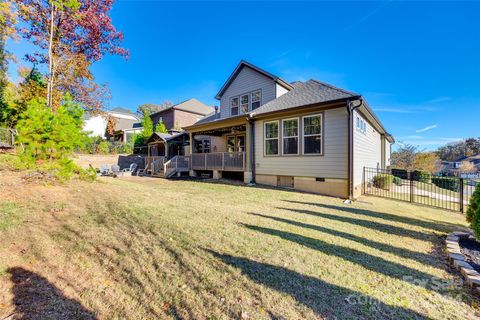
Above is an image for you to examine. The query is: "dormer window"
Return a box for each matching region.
[230,97,239,116]
[240,94,249,114]
[251,90,261,110]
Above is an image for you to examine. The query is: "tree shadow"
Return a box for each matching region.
[283,200,467,233]
[276,206,431,241]
[206,249,427,319]
[247,212,440,267]
[7,267,96,320]
[240,223,453,294]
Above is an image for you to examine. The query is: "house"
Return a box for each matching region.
[441,154,480,177]
[149,98,214,131]
[182,60,394,199]
[83,108,142,143]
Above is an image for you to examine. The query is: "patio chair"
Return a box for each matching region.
[122,163,138,175]
[111,164,122,177]
[100,164,110,176]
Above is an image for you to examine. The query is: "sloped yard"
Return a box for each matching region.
[0,169,479,319]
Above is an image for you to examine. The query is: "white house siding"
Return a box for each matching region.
[83,116,107,138]
[254,107,349,179]
[276,83,290,98]
[353,110,382,196]
[220,67,277,118]
[385,140,392,167]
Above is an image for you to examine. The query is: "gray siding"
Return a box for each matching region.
[220,67,276,118]
[353,110,382,188]
[254,107,349,179]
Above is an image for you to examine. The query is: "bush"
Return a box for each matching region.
[411,170,431,183]
[97,140,110,154]
[373,174,393,189]
[472,205,480,240]
[391,168,408,180]
[431,177,460,192]
[393,176,403,186]
[467,184,480,223]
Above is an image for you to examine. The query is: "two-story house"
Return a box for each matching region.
[149,98,214,131]
[184,60,394,199]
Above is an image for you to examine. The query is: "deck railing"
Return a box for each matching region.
[191,152,245,172]
[164,156,190,178]
[145,156,165,174]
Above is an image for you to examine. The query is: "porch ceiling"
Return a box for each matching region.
[193,125,246,136]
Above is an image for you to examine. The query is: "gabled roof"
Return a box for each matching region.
[215,60,293,100]
[146,131,188,144]
[252,79,359,116]
[150,98,214,117]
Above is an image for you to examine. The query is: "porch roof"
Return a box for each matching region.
[147,131,188,144]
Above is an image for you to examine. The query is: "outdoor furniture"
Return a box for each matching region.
[111,164,122,177]
[122,163,138,175]
[100,164,110,176]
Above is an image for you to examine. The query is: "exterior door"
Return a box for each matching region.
[227,135,245,152]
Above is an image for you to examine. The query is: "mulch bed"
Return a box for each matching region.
[460,238,480,273]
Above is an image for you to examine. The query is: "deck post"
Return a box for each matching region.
[222,152,225,170]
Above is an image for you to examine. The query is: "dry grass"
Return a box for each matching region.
[0,167,479,319]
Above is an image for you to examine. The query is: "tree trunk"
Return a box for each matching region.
[46,3,55,110]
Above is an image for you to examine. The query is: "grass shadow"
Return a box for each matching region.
[240,223,460,296]
[207,249,427,319]
[8,267,96,320]
[277,206,431,241]
[247,212,440,267]
[284,200,467,233]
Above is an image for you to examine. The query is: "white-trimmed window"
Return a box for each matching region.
[230,97,239,116]
[303,114,322,154]
[282,118,299,155]
[264,121,279,155]
[251,90,261,110]
[240,94,249,114]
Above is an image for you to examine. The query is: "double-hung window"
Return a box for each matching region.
[240,94,249,114]
[264,121,279,155]
[251,90,261,110]
[282,118,299,155]
[303,114,322,154]
[230,97,239,116]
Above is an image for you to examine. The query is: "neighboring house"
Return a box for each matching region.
[441,154,480,177]
[149,98,214,131]
[83,107,142,142]
[184,60,394,199]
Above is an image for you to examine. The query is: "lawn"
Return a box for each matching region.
[0,167,479,319]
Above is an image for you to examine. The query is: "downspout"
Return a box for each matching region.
[248,116,256,183]
[347,99,362,199]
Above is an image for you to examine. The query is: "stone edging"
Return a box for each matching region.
[446,231,480,294]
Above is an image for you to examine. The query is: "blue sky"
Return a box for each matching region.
[7,1,480,150]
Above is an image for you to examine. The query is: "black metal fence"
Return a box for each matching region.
[363,167,479,212]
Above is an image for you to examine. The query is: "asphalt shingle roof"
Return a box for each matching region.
[252,79,359,116]
[190,79,359,127]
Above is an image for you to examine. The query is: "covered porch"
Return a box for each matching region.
[145,132,189,175]
[186,117,253,183]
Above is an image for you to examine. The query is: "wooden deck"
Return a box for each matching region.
[191,152,245,172]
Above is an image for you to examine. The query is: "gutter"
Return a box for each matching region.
[347,99,362,200]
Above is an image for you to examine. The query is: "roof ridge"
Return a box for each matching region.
[308,79,359,96]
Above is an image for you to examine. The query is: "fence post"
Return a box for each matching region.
[460,178,464,213]
[363,167,366,195]
[410,172,414,203]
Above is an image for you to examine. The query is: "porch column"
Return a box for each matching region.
[244,122,253,183]
[189,132,196,177]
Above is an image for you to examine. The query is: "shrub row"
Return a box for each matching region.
[431,177,460,192]
[373,174,393,189]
